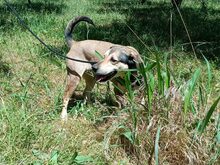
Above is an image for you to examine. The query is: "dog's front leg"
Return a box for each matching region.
[61,72,81,120]
[82,73,96,103]
[112,80,127,108]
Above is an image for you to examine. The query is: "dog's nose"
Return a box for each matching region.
[92,64,98,72]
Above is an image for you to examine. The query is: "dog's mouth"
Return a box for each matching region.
[95,71,117,82]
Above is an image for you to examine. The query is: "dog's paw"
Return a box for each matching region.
[60,112,68,121]
[114,95,128,108]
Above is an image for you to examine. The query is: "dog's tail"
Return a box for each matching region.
[65,16,95,48]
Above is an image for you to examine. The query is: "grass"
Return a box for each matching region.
[0,0,220,164]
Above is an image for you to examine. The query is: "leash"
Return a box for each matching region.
[3,0,97,65]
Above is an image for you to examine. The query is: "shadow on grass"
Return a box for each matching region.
[2,0,66,14]
[95,0,220,63]
[0,0,66,32]
[48,0,219,64]
[3,0,219,66]
[0,56,11,77]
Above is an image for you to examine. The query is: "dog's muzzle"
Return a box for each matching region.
[92,63,98,72]
[92,64,117,82]
[95,70,117,82]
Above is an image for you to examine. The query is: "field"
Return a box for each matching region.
[0,0,220,164]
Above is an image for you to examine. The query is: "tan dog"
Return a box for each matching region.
[61,16,142,120]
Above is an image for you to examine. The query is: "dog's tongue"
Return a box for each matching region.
[96,75,107,82]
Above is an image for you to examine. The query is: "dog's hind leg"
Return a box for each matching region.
[83,73,96,103]
[61,71,81,120]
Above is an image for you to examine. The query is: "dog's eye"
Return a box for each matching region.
[128,55,134,61]
[111,58,118,63]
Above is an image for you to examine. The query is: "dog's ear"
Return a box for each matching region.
[125,46,143,69]
[126,46,142,64]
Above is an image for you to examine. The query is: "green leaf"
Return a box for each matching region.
[203,55,212,95]
[145,62,157,71]
[95,50,104,60]
[155,53,164,95]
[69,152,78,165]
[123,131,134,144]
[125,71,133,101]
[72,152,78,160]
[138,62,148,94]
[184,68,201,113]
[198,86,204,110]
[74,155,93,164]
[50,150,59,164]
[70,153,93,165]
[198,96,220,134]
[164,53,170,88]
[148,73,155,107]
[217,131,220,144]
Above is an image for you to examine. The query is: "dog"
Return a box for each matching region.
[61,16,142,120]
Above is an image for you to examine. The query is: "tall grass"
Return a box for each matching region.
[184,68,201,114]
[103,46,219,163]
[0,0,220,164]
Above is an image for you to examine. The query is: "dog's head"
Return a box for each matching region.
[92,46,142,82]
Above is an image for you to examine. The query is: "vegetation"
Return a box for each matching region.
[0,0,220,164]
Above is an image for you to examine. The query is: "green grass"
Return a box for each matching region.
[1,0,220,164]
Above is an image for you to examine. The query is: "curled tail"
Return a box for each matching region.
[65,16,95,48]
